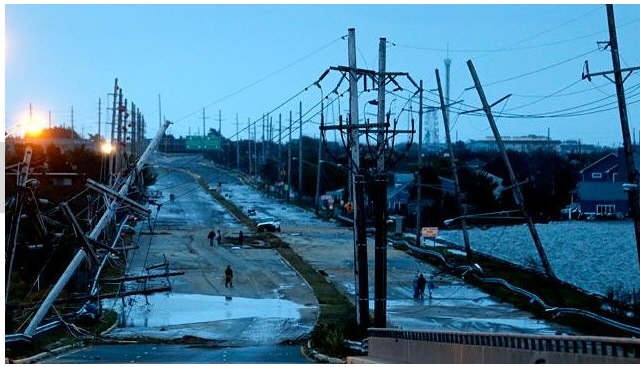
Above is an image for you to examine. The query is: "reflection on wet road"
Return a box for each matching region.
[103,293,314,345]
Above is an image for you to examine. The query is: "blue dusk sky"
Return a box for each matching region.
[4,3,640,147]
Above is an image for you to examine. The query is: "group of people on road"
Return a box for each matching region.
[207,229,222,246]
[413,272,435,300]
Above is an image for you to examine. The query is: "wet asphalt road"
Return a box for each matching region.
[42,344,311,364]
[47,152,575,363]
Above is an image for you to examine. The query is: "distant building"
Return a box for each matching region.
[577,148,640,217]
[467,134,561,153]
[558,140,604,155]
[6,136,97,153]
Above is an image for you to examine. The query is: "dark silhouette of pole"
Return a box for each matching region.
[373,37,388,328]
[288,110,292,200]
[467,59,556,281]
[416,81,423,245]
[348,27,369,329]
[436,69,472,263]
[298,102,303,200]
[607,4,640,269]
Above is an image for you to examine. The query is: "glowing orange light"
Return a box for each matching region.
[100,142,114,154]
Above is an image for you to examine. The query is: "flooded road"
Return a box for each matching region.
[100,153,318,348]
[104,293,314,345]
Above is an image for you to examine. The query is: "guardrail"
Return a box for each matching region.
[368,328,640,360]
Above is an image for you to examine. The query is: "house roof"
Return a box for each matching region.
[579,152,617,174]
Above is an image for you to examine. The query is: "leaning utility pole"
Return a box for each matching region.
[582,4,640,269]
[436,69,472,263]
[23,120,172,337]
[467,60,556,281]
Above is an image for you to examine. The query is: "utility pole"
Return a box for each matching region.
[278,113,282,188]
[436,69,472,263]
[373,37,388,328]
[416,81,423,246]
[158,94,162,129]
[98,98,101,140]
[582,4,640,269]
[218,109,222,138]
[298,102,303,200]
[71,106,75,139]
[48,110,51,129]
[468,59,556,280]
[288,110,292,200]
[262,114,266,167]
[315,96,324,217]
[236,113,240,169]
[29,103,33,125]
[248,117,253,176]
[109,79,118,187]
[23,120,172,337]
[202,108,206,139]
[116,89,124,177]
[348,28,369,329]
[131,102,136,157]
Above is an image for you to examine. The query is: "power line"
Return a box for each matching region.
[174,36,345,124]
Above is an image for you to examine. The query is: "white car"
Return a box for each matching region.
[256,216,281,232]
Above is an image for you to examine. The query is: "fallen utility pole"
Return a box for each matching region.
[23,120,171,337]
[582,4,640,270]
[436,69,472,263]
[467,60,556,281]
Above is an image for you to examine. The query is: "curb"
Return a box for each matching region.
[303,340,345,364]
[11,343,82,364]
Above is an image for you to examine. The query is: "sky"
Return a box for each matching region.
[4,2,640,147]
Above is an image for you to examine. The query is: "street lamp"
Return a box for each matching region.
[100,141,114,184]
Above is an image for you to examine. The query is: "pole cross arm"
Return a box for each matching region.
[582,65,640,81]
[86,178,151,218]
[59,202,99,266]
[85,237,121,255]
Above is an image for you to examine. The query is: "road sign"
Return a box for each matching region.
[421,227,438,237]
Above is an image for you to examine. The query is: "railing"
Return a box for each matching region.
[368,328,640,359]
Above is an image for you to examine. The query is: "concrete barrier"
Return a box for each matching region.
[347,328,640,364]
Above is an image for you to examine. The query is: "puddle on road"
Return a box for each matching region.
[103,293,313,328]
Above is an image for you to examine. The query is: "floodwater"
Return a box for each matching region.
[440,220,640,295]
[103,293,315,345]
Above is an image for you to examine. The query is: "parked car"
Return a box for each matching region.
[256,216,281,232]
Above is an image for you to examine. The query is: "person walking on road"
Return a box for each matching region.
[417,273,427,299]
[427,275,436,299]
[207,230,215,247]
[224,265,234,288]
[238,230,244,246]
[216,230,222,246]
[412,272,420,299]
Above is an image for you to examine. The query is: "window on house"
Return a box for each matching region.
[591,172,602,179]
[596,205,616,215]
